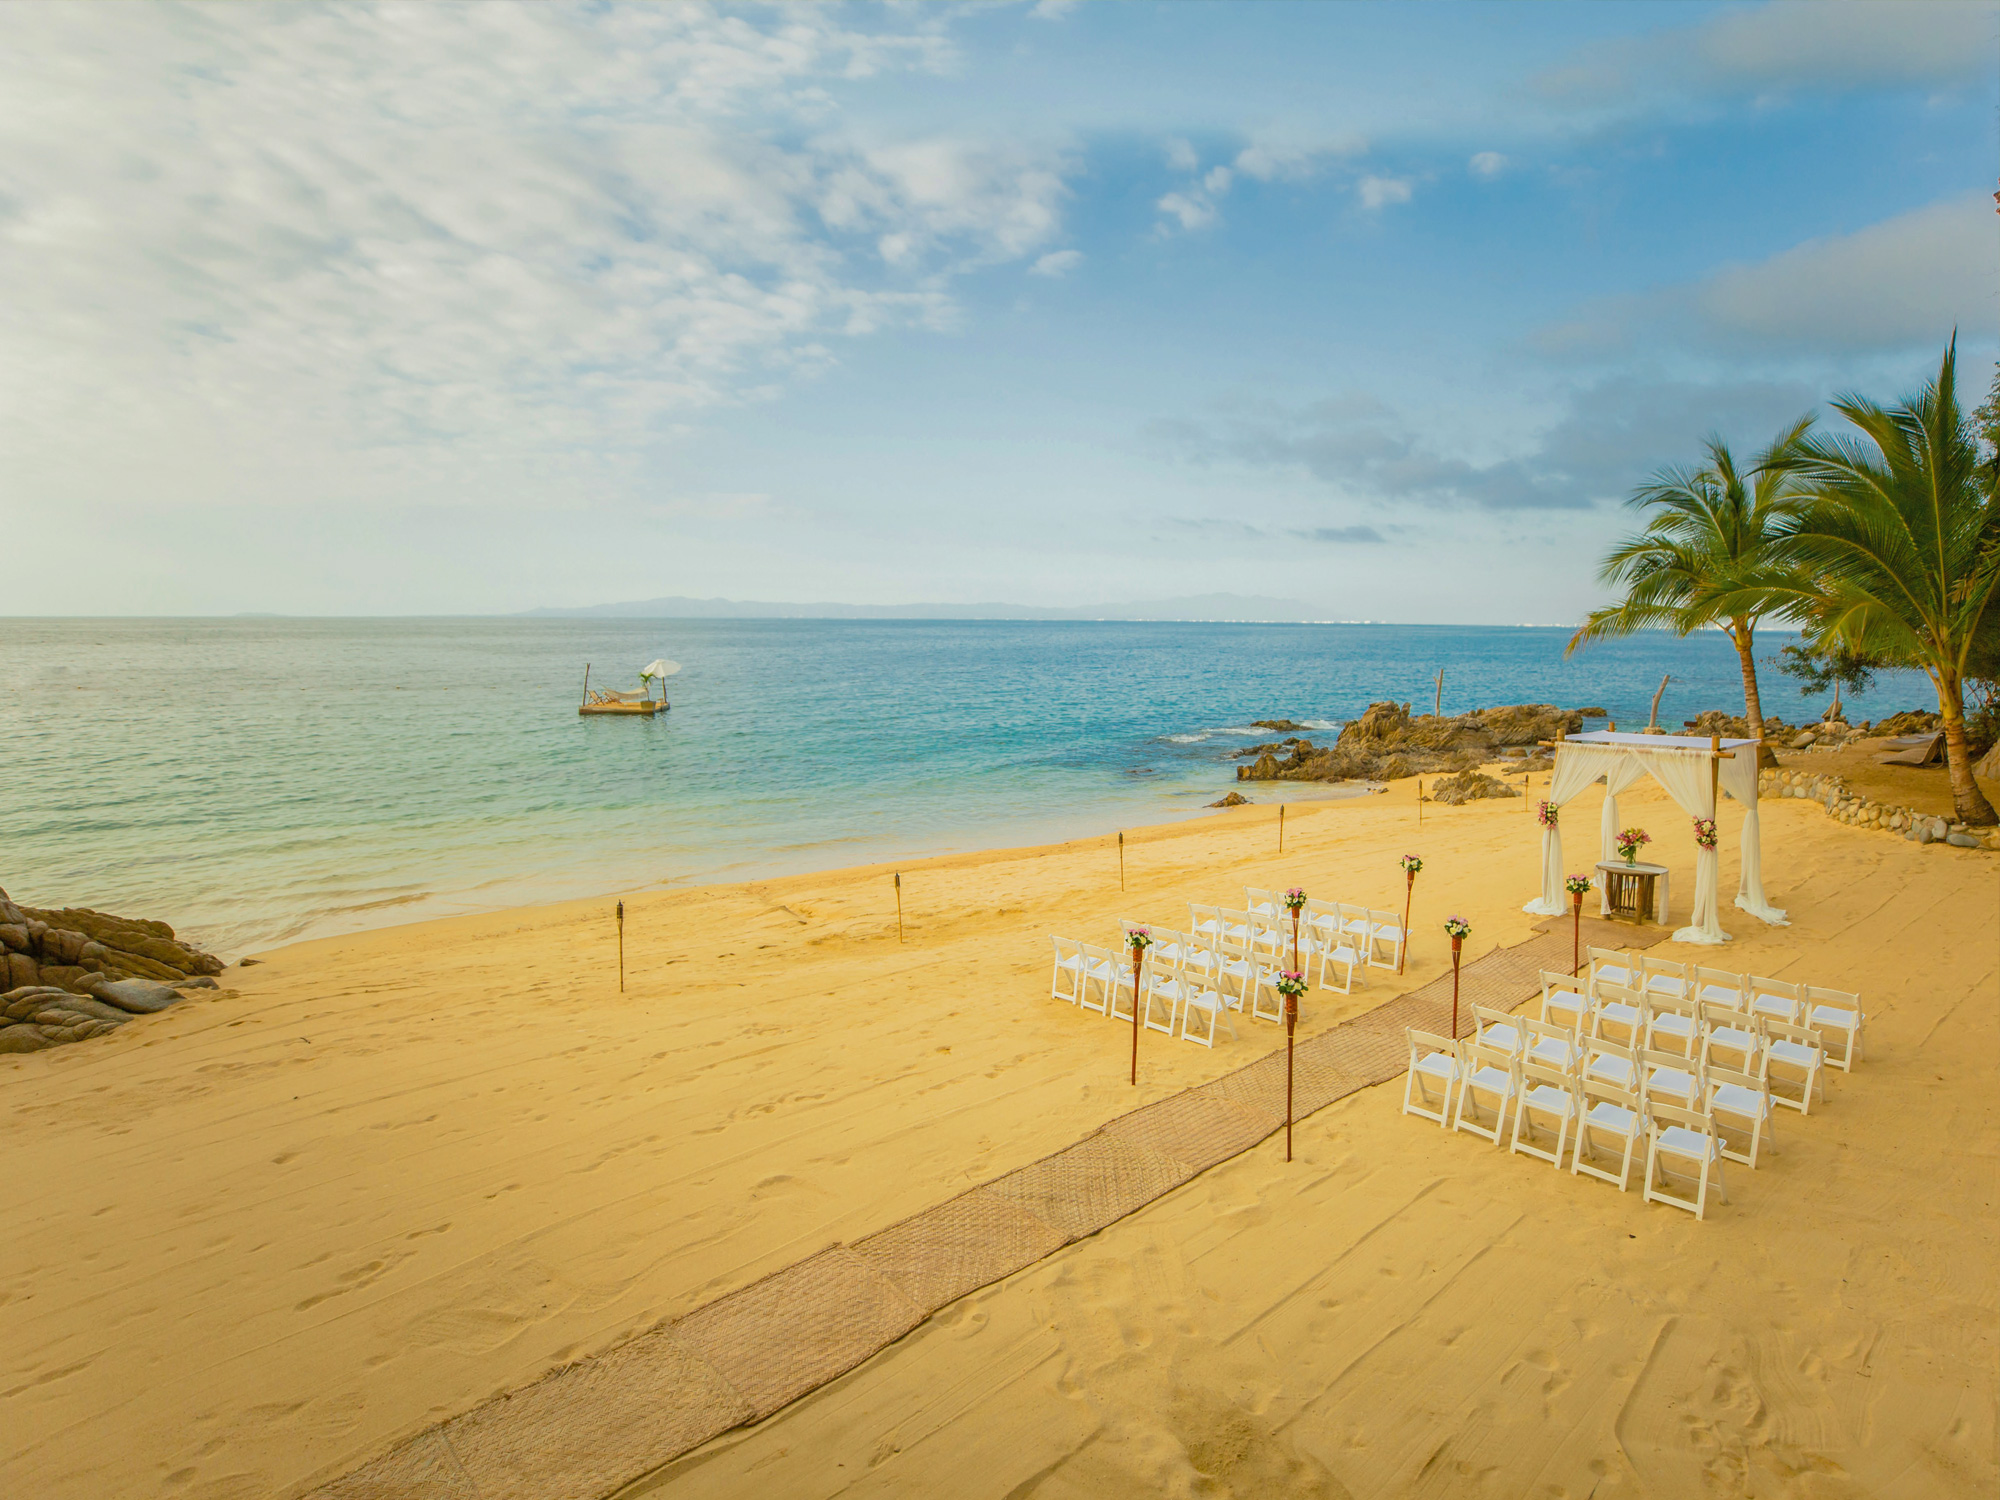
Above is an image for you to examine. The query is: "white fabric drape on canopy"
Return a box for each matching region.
[1597,754,1649,916]
[1521,743,1642,916]
[1524,731,1786,946]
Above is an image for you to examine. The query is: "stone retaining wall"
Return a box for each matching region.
[1760,768,2000,852]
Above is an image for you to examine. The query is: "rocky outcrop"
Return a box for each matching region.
[1428,770,1524,805]
[1208,791,1251,807]
[1237,702,1588,783]
[0,887,224,1056]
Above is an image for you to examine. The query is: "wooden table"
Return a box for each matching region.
[1597,860,1669,925]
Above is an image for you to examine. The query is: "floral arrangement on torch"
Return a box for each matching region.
[1126,925,1152,951]
[1564,873,1593,897]
[1538,799,1559,828]
[1282,887,1308,912]
[1274,969,1307,998]
[1443,914,1470,941]
[1693,817,1718,851]
[1615,827,1651,863]
[1400,854,1423,876]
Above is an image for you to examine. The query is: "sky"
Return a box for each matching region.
[2,0,1995,621]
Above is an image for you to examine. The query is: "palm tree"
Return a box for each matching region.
[1568,418,1815,757]
[1785,339,2000,825]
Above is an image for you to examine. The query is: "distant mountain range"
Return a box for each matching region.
[519,593,1332,622]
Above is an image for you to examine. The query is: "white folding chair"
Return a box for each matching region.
[1582,1035,1639,1092]
[1214,907,1256,950]
[1364,907,1405,970]
[1244,886,1284,922]
[1642,993,1701,1060]
[1639,1047,1703,1110]
[1186,903,1229,948]
[1572,1079,1645,1191]
[1471,1004,1525,1057]
[1246,962,1286,1024]
[1337,901,1377,959]
[1537,971,1590,1031]
[1141,958,1185,1037]
[1078,944,1119,1016]
[1803,985,1866,1071]
[1314,928,1365,994]
[1589,982,1645,1049]
[1641,955,1691,1001]
[1643,1101,1728,1220]
[1762,1018,1826,1114]
[1049,937,1087,1005]
[1402,1028,1460,1125]
[1521,1014,1581,1073]
[1178,973,1237,1048]
[1698,1001,1764,1073]
[1510,1060,1581,1168]
[1695,966,1748,1009]
[1105,957,1138,1023]
[1747,975,1804,1026]
[1451,1041,1520,1146]
[1587,946,1637,989]
[1704,1062,1778,1169]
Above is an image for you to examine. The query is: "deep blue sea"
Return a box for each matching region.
[0,619,1931,955]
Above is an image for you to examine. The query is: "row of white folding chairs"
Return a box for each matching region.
[1585,949,1864,1070]
[1048,935,1246,1048]
[1249,889,1406,973]
[1183,904,1365,995]
[1531,976,1830,1109]
[1403,1029,1737,1219]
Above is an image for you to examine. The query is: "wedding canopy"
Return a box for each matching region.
[1521,730,1788,945]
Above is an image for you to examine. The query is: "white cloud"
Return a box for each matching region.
[1357,175,1414,210]
[1030,249,1083,277]
[1029,0,1080,18]
[1537,0,1997,107]
[1537,192,1997,356]
[0,3,1072,510]
[1203,165,1234,195]
[1164,137,1200,173]
[1155,191,1218,233]
[1468,152,1508,178]
[1233,131,1367,183]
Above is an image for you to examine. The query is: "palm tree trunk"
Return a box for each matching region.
[1731,620,1777,768]
[1938,670,1998,825]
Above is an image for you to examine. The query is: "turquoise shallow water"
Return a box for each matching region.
[0,618,1929,955]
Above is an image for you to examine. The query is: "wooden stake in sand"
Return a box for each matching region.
[1417,779,1424,826]
[1433,667,1444,717]
[894,873,903,943]
[1118,831,1124,891]
[616,900,625,993]
[1278,803,1284,853]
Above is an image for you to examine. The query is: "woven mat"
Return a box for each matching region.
[672,1246,925,1419]
[984,1133,1193,1241]
[307,919,1654,1499]
[852,1188,1067,1312]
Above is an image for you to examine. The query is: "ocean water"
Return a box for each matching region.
[0,618,1930,956]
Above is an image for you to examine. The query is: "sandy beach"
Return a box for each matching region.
[4,772,1995,1499]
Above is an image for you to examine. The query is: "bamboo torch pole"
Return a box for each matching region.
[894,873,903,943]
[616,900,624,993]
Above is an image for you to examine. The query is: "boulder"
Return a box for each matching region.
[93,978,183,1015]
[36,964,86,992]
[1209,791,1251,807]
[1251,719,1307,731]
[37,926,86,965]
[173,976,220,990]
[5,953,36,990]
[1430,771,1523,806]
[0,923,26,952]
[1946,831,1982,849]
[0,1024,54,1054]
[1790,732,1817,750]
[1876,709,1940,737]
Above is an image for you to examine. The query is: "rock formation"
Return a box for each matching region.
[0,886,224,1055]
[1237,703,1592,783]
[1428,770,1524,805]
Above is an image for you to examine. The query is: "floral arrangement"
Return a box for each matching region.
[1400,854,1423,876]
[1564,873,1593,897]
[1693,817,1718,851]
[1126,926,1152,951]
[1443,914,1470,940]
[1615,827,1651,863]
[1274,969,1307,997]
[1538,799,1559,829]
[1282,887,1308,912]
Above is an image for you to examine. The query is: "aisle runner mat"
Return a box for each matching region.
[311,916,1643,1499]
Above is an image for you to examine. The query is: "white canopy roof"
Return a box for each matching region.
[1563,730,1757,751]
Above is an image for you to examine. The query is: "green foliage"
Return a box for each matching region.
[1769,640,1880,700]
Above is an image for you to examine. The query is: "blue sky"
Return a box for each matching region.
[3,0,1994,619]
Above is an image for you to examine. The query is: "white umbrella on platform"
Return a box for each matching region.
[640,659,680,701]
